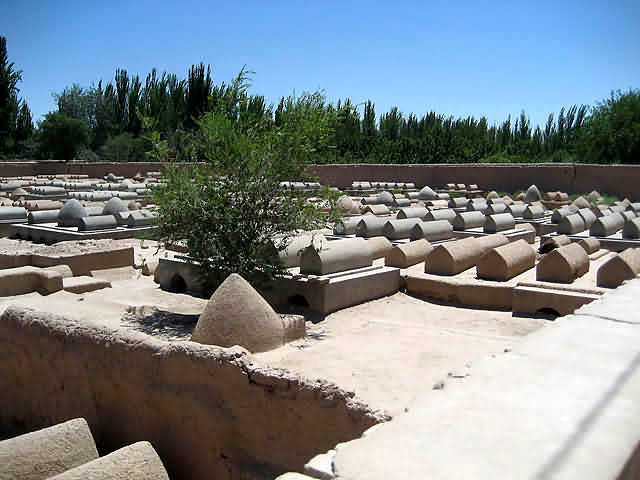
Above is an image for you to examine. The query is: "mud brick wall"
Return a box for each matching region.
[0,306,385,480]
[1,161,639,199]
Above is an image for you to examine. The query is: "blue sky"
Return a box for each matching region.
[3,0,639,128]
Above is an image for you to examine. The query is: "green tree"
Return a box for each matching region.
[152,71,333,292]
[37,112,89,159]
[55,84,97,126]
[55,83,101,149]
[14,102,33,144]
[577,89,640,164]
[334,99,361,161]
[379,106,403,142]
[185,63,213,129]
[361,100,376,137]
[99,132,147,162]
[93,81,118,149]
[0,36,23,155]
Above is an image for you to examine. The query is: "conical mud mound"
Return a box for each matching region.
[191,273,285,353]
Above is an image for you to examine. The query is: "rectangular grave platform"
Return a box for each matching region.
[9,222,156,244]
[512,283,602,316]
[402,249,615,313]
[535,221,560,236]
[155,256,208,297]
[23,194,67,201]
[514,214,553,235]
[343,189,377,195]
[405,272,515,310]
[267,265,401,314]
[0,240,134,275]
[541,200,571,210]
[436,189,484,198]
[541,231,640,253]
[0,219,26,237]
[452,226,535,244]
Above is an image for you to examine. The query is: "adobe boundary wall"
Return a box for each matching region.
[0,305,386,480]
[1,161,638,199]
[309,163,640,200]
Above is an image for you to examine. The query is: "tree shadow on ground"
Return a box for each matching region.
[120,306,198,341]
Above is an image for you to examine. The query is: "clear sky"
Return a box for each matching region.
[2,0,639,128]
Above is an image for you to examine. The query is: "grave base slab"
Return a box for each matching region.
[268,265,401,314]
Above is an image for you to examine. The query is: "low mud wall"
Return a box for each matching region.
[1,161,639,199]
[0,161,163,179]
[0,305,385,480]
[572,165,640,201]
[0,243,134,275]
[309,163,640,199]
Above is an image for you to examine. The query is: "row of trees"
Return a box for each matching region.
[331,101,590,164]
[1,36,638,164]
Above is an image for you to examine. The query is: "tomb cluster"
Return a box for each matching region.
[0,172,160,243]
[148,179,640,325]
[283,180,640,318]
[0,418,169,479]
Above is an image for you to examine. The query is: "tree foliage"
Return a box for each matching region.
[577,89,640,164]
[0,36,33,157]
[99,132,147,162]
[151,73,334,292]
[37,112,89,159]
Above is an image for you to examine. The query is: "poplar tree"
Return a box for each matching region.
[0,36,22,154]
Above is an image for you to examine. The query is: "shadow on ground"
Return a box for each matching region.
[121,306,198,341]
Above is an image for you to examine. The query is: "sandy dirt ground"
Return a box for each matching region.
[253,292,547,415]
